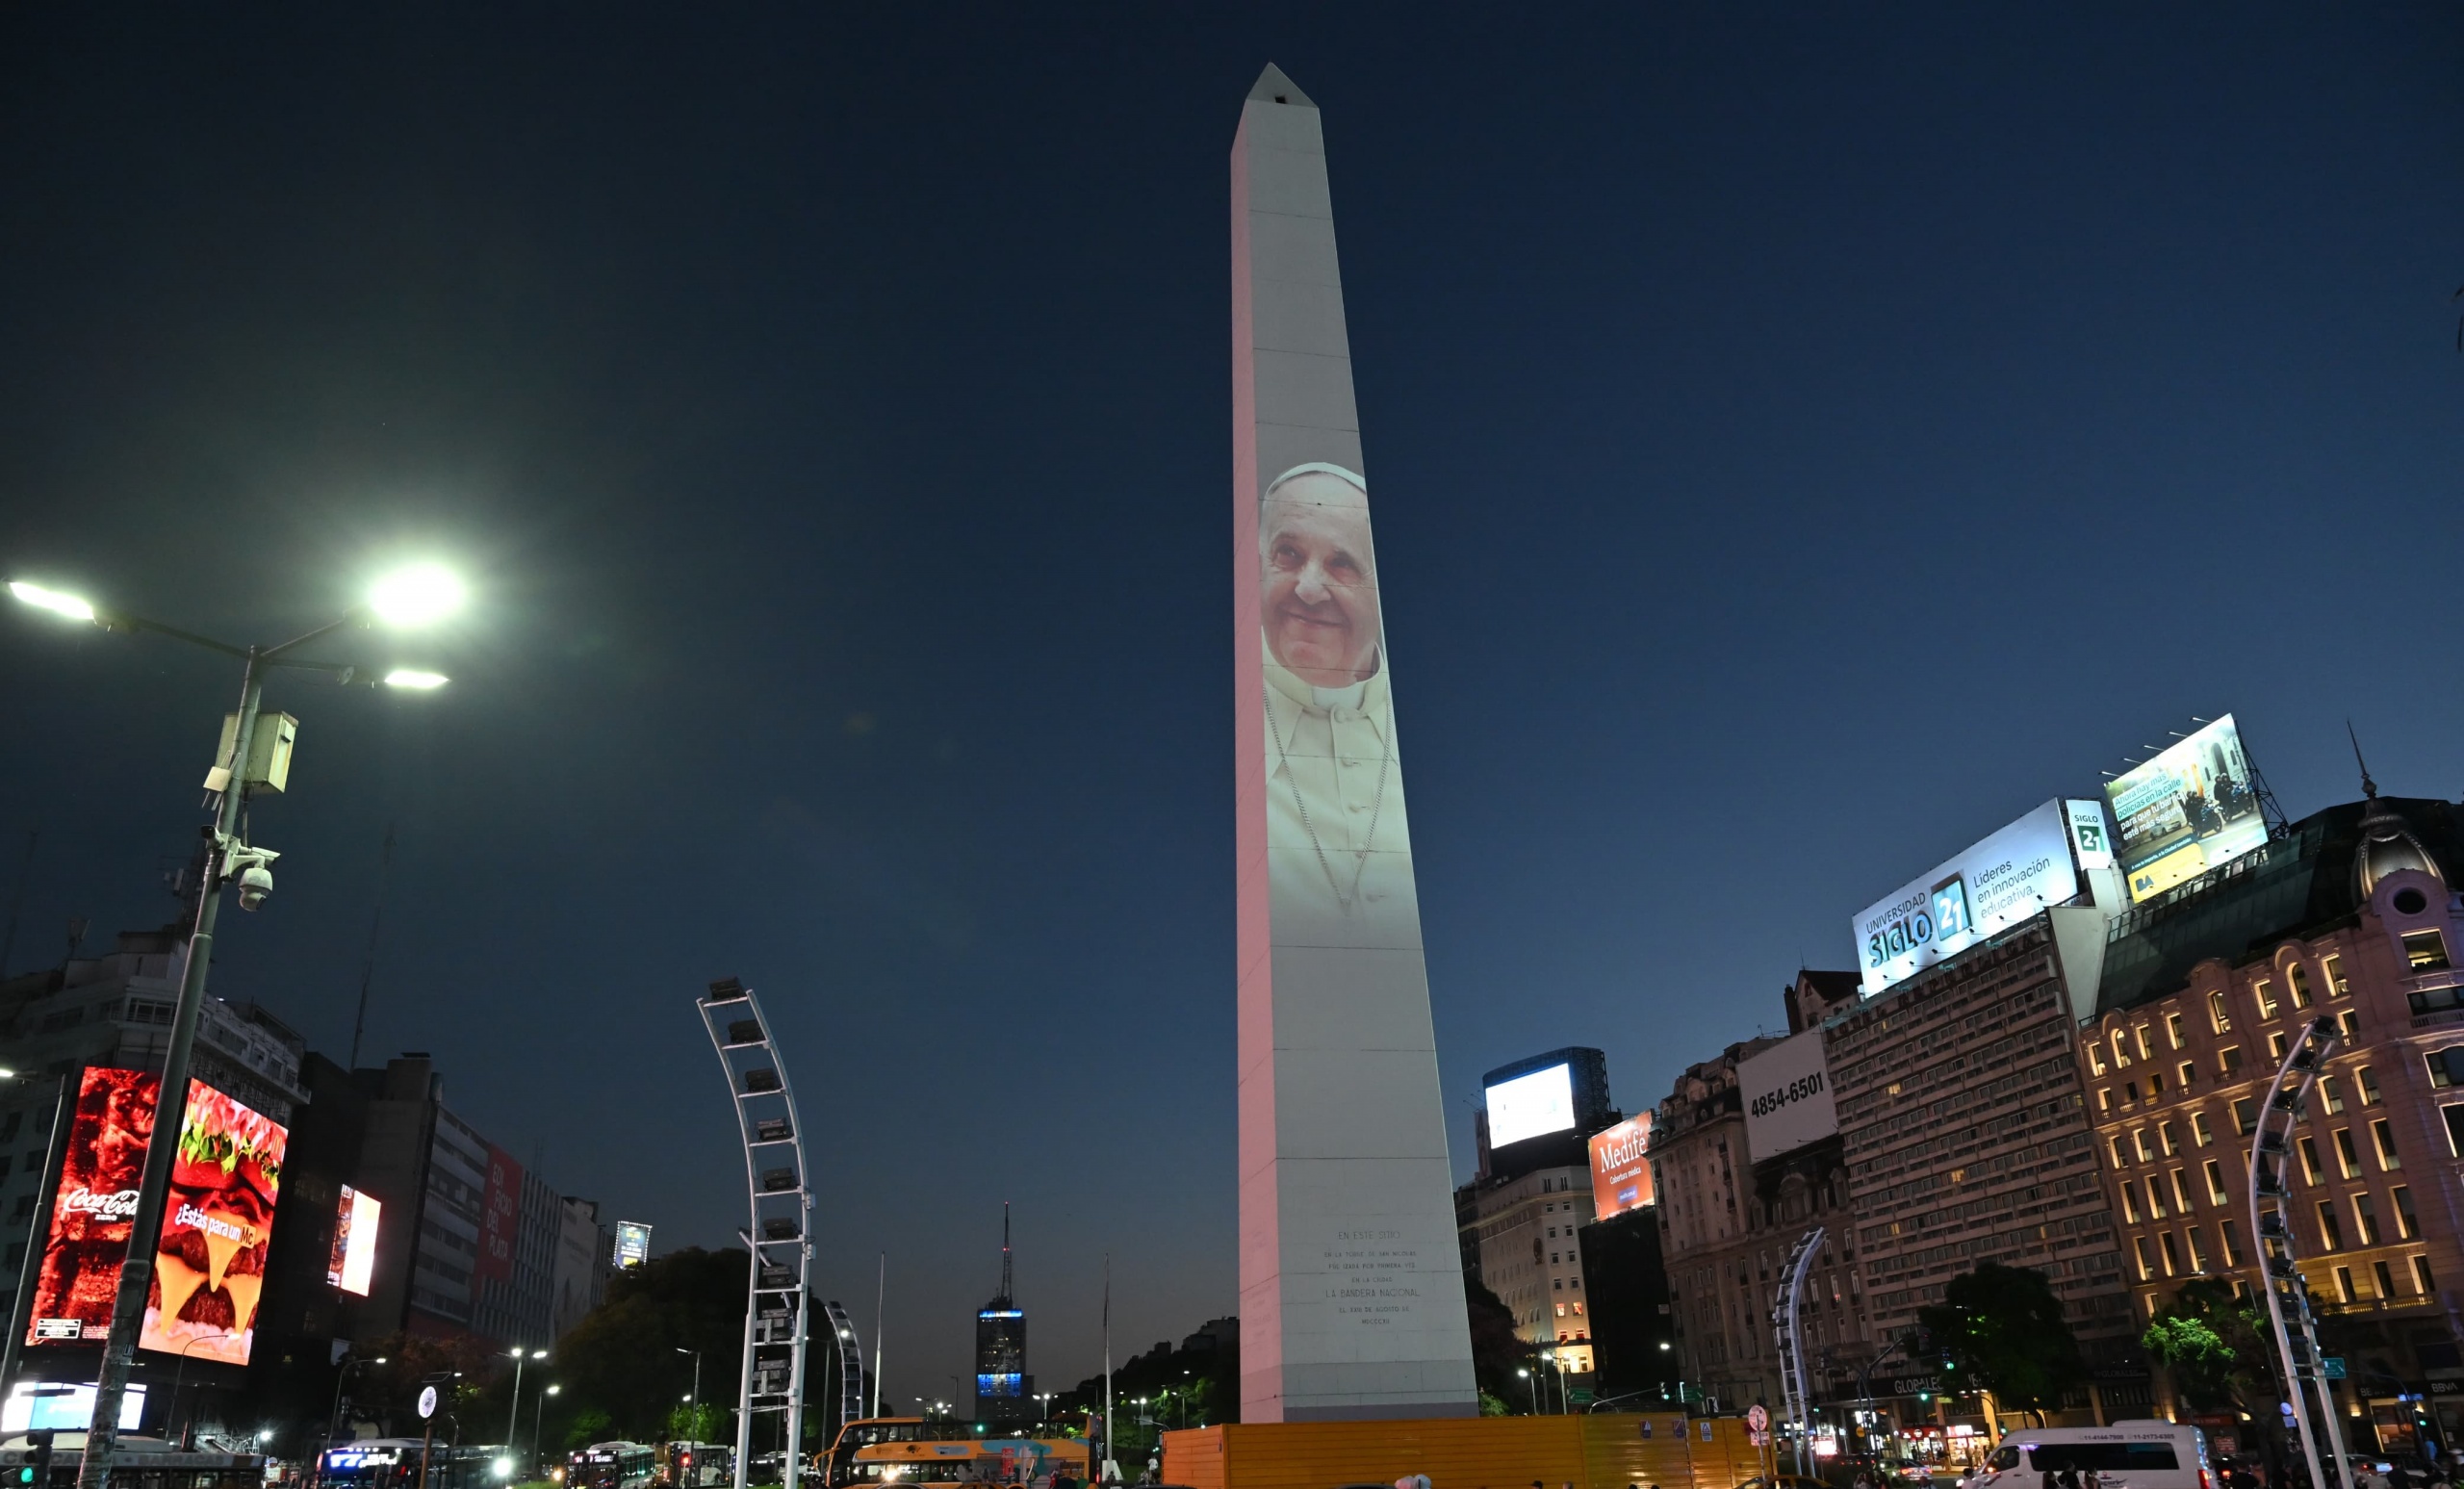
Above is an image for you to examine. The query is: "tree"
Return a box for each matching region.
[2148,1278,2277,1412]
[1461,1278,1529,1409]
[1912,1263,2086,1425]
[2143,1315,2236,1411]
[546,1247,755,1445]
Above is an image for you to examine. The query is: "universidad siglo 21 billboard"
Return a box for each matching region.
[26,1068,288,1366]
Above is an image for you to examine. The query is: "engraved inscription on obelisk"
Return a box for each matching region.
[1231,63,1477,1425]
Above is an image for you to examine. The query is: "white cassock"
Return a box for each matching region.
[1261,635,1424,952]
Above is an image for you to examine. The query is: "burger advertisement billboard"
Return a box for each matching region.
[140,1079,287,1365]
[23,1069,288,1366]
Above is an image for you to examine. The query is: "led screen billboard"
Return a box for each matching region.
[2065,799,2115,870]
[327,1185,381,1296]
[139,1079,288,1366]
[29,1067,159,1346]
[2104,715,2267,904]
[1739,1032,1837,1163]
[1485,1064,1576,1148]
[1586,1117,1652,1219]
[613,1221,652,1269]
[1855,800,2081,997]
[1,1382,147,1433]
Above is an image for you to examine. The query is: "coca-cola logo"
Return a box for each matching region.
[60,1186,140,1220]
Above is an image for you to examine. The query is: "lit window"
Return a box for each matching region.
[2160,1121,2180,1157]
[2220,1219,2246,1265]
[2334,1129,2361,1179]
[2209,989,2232,1033]
[2086,1041,2107,1076]
[2255,980,2279,1019]
[2136,1025,2155,1060]
[2403,931,2451,972]
[2133,1236,2155,1280]
[2289,964,2313,1008]
[2171,1169,2194,1213]
[2394,1187,2420,1239]
[2324,955,2350,997]
[2373,1118,2400,1169]
[2219,1046,2244,1076]
[2167,1013,2187,1050]
[2186,1225,2208,1271]
[2204,1160,2228,1205]
[2145,1176,2169,1219]
[2159,1231,2182,1276]
[2297,1137,2323,1184]
[2192,1111,2215,1146]
[2110,1137,2130,1169]
[2414,1255,2436,1295]
[2318,1202,2346,1251]
[2429,1050,2464,1089]
[2359,1066,2381,1104]
[2342,1010,2361,1040]
[2321,1077,2346,1114]
[2268,1032,2288,1063]
[2335,1266,2358,1303]
[2179,1061,2196,1090]
[2097,1089,2113,1115]
[2354,1194,2382,1245]
[2135,1129,2156,1162]
[2445,1107,2464,1158]
[2120,1184,2141,1223]
[2111,1030,2133,1067]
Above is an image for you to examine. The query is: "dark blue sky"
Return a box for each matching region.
[3,6,2458,1399]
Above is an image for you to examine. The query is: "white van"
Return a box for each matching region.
[1968,1423,2212,1489]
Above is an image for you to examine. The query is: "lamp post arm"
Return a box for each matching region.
[86,607,254,660]
[264,608,371,662]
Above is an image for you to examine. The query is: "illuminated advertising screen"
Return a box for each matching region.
[613,1221,652,1269]
[1854,800,2081,997]
[28,1067,159,1346]
[139,1079,288,1366]
[2104,714,2267,904]
[2065,799,2115,871]
[1,1382,147,1432]
[1586,1117,1652,1219]
[327,1185,381,1296]
[1739,1031,1837,1162]
[975,1373,1024,1398]
[1484,1064,1575,1148]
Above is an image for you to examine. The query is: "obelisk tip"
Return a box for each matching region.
[1246,64,1316,109]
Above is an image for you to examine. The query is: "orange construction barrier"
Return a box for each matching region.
[1161,1413,1769,1489]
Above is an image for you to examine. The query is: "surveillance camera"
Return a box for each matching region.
[236,864,273,911]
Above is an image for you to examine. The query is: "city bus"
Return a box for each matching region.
[657,1442,732,1488]
[820,1421,1091,1489]
[320,1441,512,1489]
[568,1443,658,1489]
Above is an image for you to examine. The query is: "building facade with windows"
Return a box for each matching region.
[1652,1037,1782,1409]
[1469,1163,1601,1375]
[2080,792,2464,1451]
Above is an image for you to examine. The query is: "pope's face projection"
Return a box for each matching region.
[1260,469,1382,688]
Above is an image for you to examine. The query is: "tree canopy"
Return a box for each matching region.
[1912,1263,2086,1422]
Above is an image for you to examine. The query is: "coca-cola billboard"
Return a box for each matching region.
[25,1067,289,1366]
[26,1067,158,1346]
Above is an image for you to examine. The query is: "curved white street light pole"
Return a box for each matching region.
[8,567,463,1489]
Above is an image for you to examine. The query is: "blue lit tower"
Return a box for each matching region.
[970,1203,1033,1428]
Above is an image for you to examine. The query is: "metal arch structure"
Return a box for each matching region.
[701,978,813,1489]
[821,1300,866,1443]
[2246,1015,2356,1489]
[1768,1225,1825,1476]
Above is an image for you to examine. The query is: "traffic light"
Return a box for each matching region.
[23,1430,54,1487]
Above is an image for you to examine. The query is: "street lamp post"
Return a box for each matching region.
[167,1337,219,1450]
[677,1348,703,1441]
[1516,1369,1537,1416]
[504,1349,545,1467]
[318,1355,386,1489]
[529,1384,560,1471]
[9,567,463,1489]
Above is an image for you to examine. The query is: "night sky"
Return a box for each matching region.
[3,6,2458,1401]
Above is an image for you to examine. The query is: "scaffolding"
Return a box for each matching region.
[1769,1225,1826,1476]
[2247,1015,2356,1489]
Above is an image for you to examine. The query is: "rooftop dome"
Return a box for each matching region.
[2356,793,2442,899]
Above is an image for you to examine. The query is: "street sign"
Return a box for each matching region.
[2324,1358,2348,1380]
[418,1386,439,1421]
[1751,1431,1771,1448]
[1747,1404,1770,1431]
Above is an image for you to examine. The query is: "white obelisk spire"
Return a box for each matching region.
[1231,62,1476,1424]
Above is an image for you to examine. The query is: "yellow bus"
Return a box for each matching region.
[821,1420,1092,1489]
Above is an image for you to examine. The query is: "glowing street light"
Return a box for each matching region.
[8,580,95,622]
[369,563,468,627]
[9,563,472,1489]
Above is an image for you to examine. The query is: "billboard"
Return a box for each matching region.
[140,1079,288,1365]
[2065,799,2115,871]
[613,1221,652,1269]
[2104,715,2267,903]
[478,1145,522,1283]
[1485,1064,1576,1148]
[327,1185,381,1296]
[1586,1117,1653,1219]
[28,1068,159,1346]
[1739,1032,1838,1162]
[1855,800,2081,997]
[1,1382,147,1433]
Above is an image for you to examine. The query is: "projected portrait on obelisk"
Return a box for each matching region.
[1257,461,1420,948]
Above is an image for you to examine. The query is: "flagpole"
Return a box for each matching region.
[1102,1253,1116,1484]
[871,1252,886,1420]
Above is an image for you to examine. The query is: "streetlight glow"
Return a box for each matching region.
[369,564,467,627]
[9,581,96,623]
[384,669,449,689]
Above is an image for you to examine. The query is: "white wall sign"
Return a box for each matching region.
[1739,1031,1838,1162]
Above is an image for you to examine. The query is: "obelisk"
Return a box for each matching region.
[1232,63,1477,1424]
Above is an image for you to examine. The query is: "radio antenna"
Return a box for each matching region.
[347,823,396,1068]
